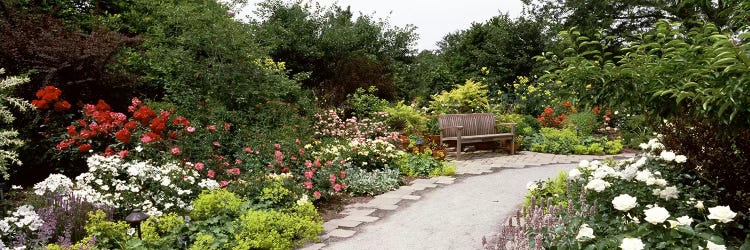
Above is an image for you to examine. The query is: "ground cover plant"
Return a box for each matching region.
[487,138,750,249]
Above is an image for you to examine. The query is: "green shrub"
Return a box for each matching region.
[344,168,401,196]
[604,140,623,155]
[619,114,652,148]
[428,162,456,177]
[232,202,322,250]
[528,128,622,155]
[383,101,427,134]
[397,153,446,177]
[564,110,598,136]
[572,144,589,154]
[190,189,245,220]
[83,210,130,249]
[345,86,389,118]
[524,171,568,207]
[429,79,489,114]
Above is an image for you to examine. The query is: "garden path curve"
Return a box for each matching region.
[301,151,635,250]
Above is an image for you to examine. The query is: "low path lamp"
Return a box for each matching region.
[126,209,149,239]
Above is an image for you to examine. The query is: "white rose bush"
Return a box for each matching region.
[491,138,749,249]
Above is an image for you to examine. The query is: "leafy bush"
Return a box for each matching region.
[429,163,456,177]
[495,113,538,137]
[527,128,622,155]
[429,79,489,114]
[0,68,32,180]
[345,87,389,119]
[383,101,427,134]
[397,152,454,177]
[619,114,652,149]
[233,202,322,250]
[344,168,401,196]
[564,110,598,136]
[190,189,245,221]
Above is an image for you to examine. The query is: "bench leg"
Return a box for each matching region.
[510,139,515,155]
[456,140,462,160]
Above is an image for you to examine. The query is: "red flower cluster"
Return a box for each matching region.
[31,86,70,111]
[537,106,566,128]
[51,91,193,157]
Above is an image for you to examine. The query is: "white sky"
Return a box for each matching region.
[237,0,525,51]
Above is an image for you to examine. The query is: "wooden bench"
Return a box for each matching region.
[438,113,516,160]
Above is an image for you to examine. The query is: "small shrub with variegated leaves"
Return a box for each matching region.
[344,168,401,196]
[0,68,33,180]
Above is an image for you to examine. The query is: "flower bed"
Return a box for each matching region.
[487,138,749,249]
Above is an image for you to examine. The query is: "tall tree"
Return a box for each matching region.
[436,14,546,96]
[251,0,418,105]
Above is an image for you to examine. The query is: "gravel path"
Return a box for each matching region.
[323,163,577,250]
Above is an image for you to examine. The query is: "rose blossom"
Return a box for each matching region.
[313,191,321,199]
[620,238,645,250]
[707,206,737,223]
[575,224,595,241]
[568,168,582,180]
[585,179,611,192]
[195,162,205,171]
[675,155,687,163]
[660,151,676,161]
[706,241,726,250]
[644,205,670,224]
[303,181,312,189]
[612,194,638,212]
[186,126,195,133]
[170,147,180,155]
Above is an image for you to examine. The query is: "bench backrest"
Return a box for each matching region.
[438,113,496,137]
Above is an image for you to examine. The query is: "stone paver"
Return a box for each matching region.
[308,150,636,249]
[327,229,356,238]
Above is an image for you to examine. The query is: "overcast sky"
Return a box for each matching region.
[238,0,525,51]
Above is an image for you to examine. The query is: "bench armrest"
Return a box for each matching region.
[497,123,516,135]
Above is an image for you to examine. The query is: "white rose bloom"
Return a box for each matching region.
[632,157,647,168]
[620,238,645,250]
[645,177,658,186]
[612,194,638,212]
[644,205,670,224]
[568,168,582,180]
[707,206,737,223]
[639,143,649,150]
[526,181,539,191]
[575,224,595,241]
[660,151,676,161]
[676,216,694,226]
[695,200,705,210]
[585,179,611,192]
[619,165,638,180]
[706,241,727,250]
[655,178,668,187]
[675,155,687,163]
[635,170,653,182]
[658,186,680,200]
[578,160,590,168]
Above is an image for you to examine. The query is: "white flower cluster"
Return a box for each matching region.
[33,173,73,196]
[29,155,218,217]
[0,205,44,237]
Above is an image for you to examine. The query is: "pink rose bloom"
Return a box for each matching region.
[333,184,341,192]
[340,171,346,178]
[207,125,217,131]
[304,171,314,179]
[186,126,195,133]
[314,160,321,167]
[220,180,229,188]
[140,134,154,143]
[274,143,281,149]
[195,162,205,171]
[117,150,129,158]
[304,160,313,168]
[245,147,252,153]
[171,147,181,155]
[304,181,313,189]
[207,170,215,178]
[212,141,221,147]
[329,174,337,184]
[313,191,321,199]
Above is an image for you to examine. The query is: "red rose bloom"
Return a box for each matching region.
[78,143,92,152]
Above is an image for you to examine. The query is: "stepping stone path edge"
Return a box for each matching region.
[299,151,636,250]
